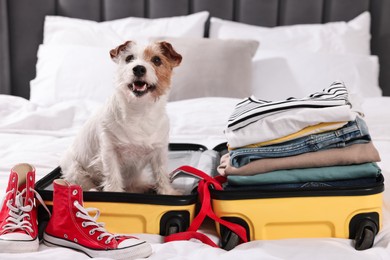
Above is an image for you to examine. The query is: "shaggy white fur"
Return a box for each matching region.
[60,40,182,194]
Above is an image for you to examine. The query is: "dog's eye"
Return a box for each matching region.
[152,56,162,66]
[125,55,134,63]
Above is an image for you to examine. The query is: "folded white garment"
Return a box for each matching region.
[225,105,357,149]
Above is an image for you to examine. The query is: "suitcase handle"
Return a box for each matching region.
[165,166,248,249]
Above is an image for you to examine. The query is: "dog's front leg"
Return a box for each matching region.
[151,148,180,195]
[100,142,125,192]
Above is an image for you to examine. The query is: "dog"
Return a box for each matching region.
[60,40,182,194]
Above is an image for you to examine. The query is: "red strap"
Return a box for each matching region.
[165,166,248,248]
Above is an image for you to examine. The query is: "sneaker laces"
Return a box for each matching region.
[74,201,123,244]
[1,188,51,234]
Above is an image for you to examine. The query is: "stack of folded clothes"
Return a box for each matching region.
[219,81,382,190]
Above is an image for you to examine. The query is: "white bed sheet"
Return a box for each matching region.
[0,95,389,260]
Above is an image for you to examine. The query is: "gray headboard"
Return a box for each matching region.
[1,0,390,98]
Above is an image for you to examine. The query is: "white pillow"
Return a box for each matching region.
[210,11,381,100]
[210,12,371,55]
[31,12,210,105]
[251,50,381,106]
[43,11,210,48]
[30,45,116,106]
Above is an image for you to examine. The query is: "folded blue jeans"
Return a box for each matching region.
[230,116,371,167]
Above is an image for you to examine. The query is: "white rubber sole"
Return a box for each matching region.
[0,237,39,253]
[43,232,153,260]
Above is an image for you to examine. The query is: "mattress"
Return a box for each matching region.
[0,96,389,260]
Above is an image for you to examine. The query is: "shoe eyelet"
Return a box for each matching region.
[97,236,102,241]
[64,234,68,239]
[81,222,86,227]
[72,189,78,196]
[75,212,81,217]
[105,240,110,244]
[89,230,95,235]
[73,201,78,207]
[74,238,78,243]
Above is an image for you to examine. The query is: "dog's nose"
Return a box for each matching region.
[133,65,146,77]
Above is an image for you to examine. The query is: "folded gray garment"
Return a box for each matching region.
[227,162,381,185]
[169,149,220,194]
[220,142,380,176]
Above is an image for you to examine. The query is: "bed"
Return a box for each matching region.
[1,0,390,259]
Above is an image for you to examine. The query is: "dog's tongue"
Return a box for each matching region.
[133,81,147,91]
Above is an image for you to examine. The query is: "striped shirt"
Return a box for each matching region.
[227,81,351,132]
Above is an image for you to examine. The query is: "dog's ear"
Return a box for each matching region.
[110,41,132,63]
[159,41,182,68]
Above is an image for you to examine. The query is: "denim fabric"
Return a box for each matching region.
[230,116,371,167]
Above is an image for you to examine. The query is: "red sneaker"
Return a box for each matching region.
[43,179,153,259]
[0,164,43,253]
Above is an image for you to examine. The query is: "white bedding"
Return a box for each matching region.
[0,95,389,260]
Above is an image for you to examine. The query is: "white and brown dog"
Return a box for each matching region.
[60,40,182,194]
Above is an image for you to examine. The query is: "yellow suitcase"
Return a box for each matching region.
[210,174,384,250]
